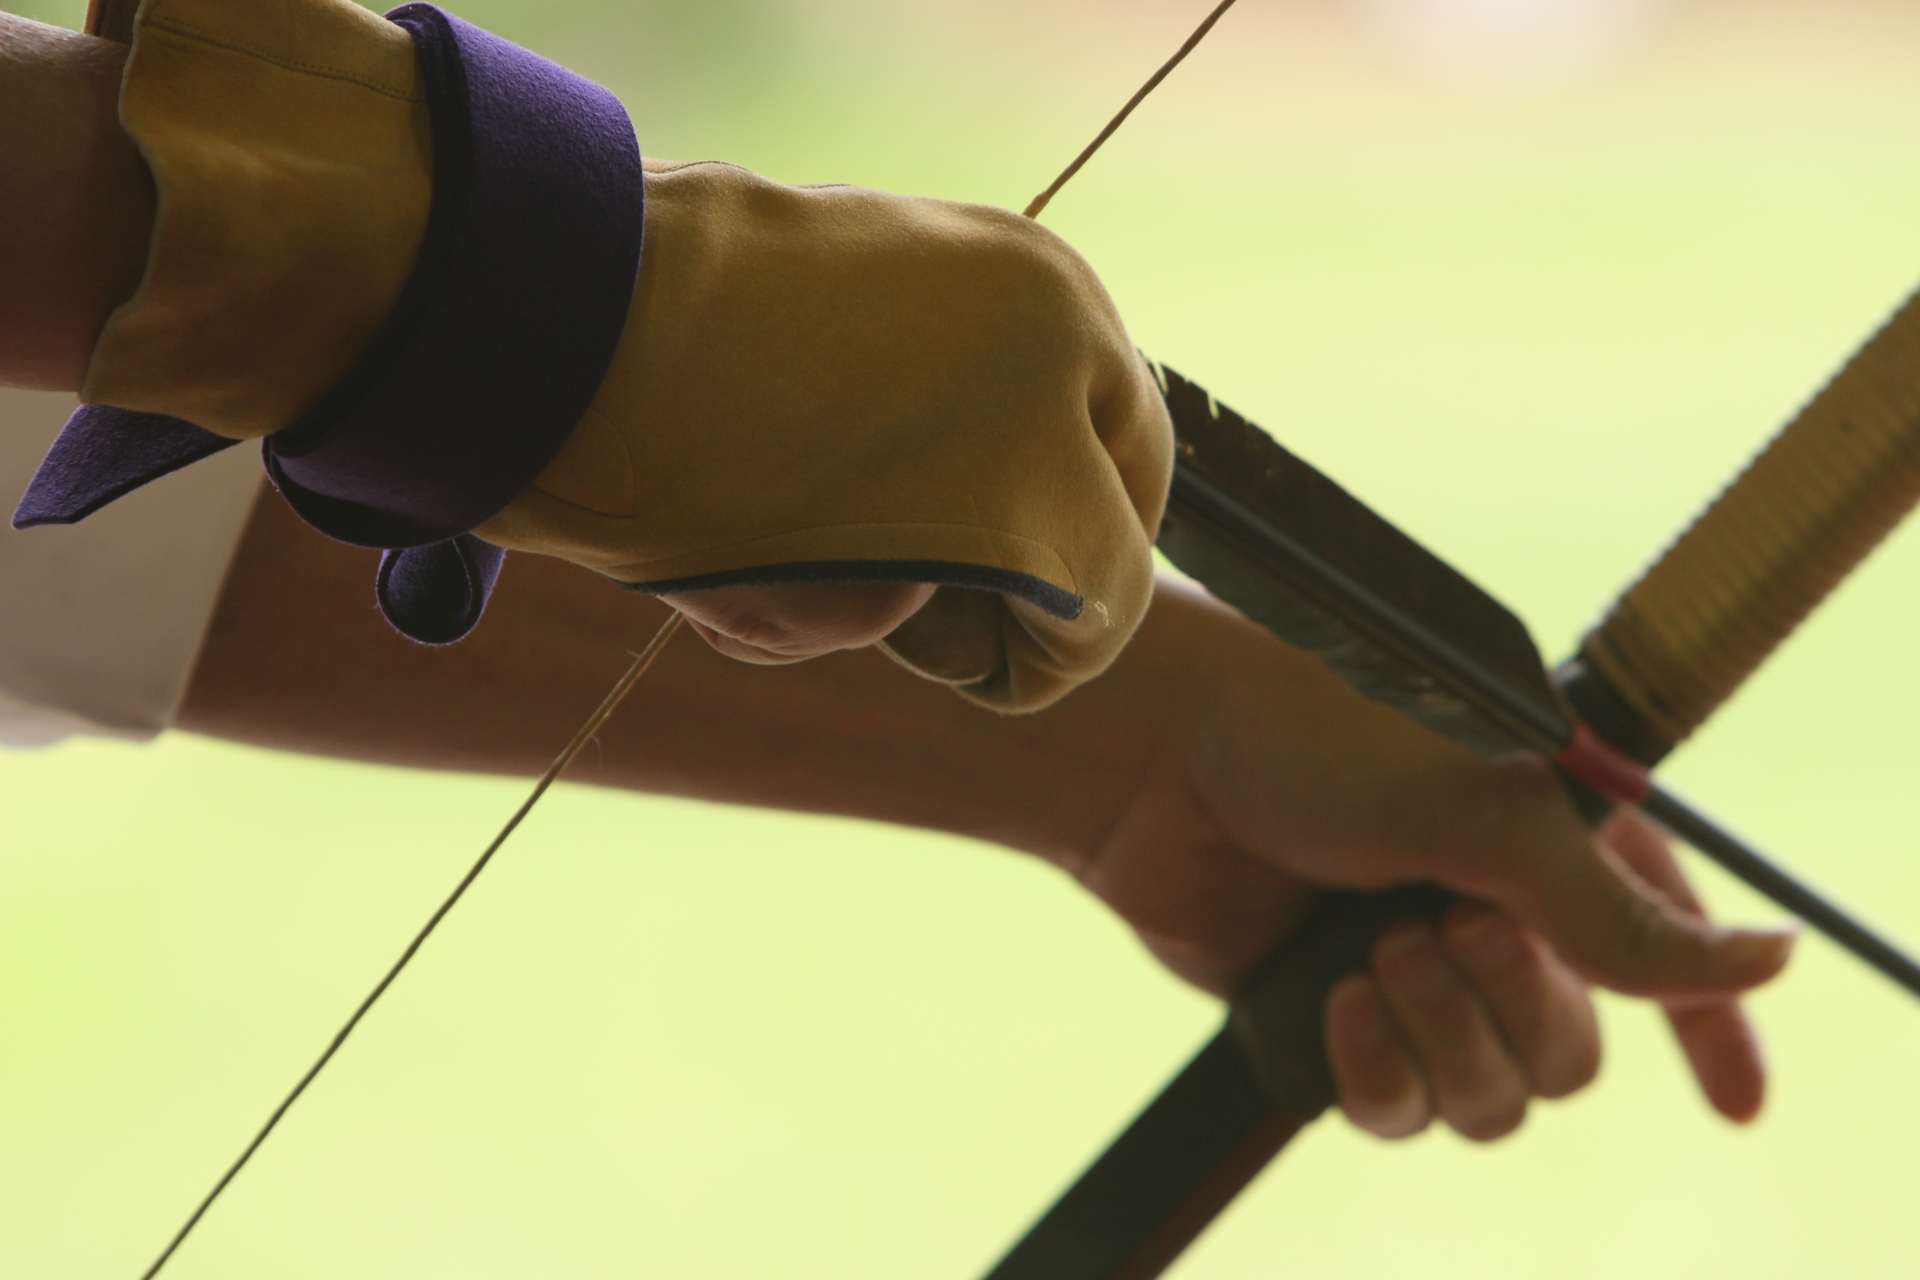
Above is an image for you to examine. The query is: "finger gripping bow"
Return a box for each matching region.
[985,325,1920,1278]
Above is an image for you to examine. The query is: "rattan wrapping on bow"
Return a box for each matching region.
[1581,288,1920,749]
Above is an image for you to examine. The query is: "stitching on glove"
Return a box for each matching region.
[143,17,426,101]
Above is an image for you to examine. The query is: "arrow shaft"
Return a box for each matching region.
[1640,784,1920,997]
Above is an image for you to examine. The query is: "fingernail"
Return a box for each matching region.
[1721,926,1799,971]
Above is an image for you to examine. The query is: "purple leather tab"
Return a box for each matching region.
[12,406,242,529]
[9,5,645,646]
[376,535,507,645]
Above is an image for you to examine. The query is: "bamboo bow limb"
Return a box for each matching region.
[994,5,1920,1270]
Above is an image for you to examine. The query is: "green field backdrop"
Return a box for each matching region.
[5,0,1920,1275]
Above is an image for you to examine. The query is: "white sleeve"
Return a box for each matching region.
[0,388,263,746]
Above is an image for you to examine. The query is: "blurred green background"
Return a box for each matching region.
[5,0,1920,1275]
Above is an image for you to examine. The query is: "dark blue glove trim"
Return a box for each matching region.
[11,406,241,529]
[376,535,509,646]
[619,559,1085,622]
[266,5,643,550]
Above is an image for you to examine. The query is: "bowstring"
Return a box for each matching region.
[134,0,1244,1268]
[138,610,685,1279]
[1023,0,1241,219]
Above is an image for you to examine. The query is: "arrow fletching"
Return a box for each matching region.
[1154,364,1569,760]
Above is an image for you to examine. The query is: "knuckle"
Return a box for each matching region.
[981,219,1111,330]
[1441,907,1538,991]
[1606,892,1685,994]
[1375,938,1476,1029]
[969,211,1070,278]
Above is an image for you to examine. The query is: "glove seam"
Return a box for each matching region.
[141,15,426,101]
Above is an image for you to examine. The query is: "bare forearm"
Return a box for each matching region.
[175,492,1791,1142]
[178,491,1175,864]
[0,13,153,390]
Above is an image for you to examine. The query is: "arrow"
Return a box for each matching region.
[984,321,1920,1278]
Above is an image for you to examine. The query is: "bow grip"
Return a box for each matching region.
[1229,773,1610,1116]
[983,799,1614,1280]
[1226,883,1459,1116]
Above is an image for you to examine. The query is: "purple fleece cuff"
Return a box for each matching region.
[11,4,644,646]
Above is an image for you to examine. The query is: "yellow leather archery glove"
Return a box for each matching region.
[480,159,1171,711]
[26,0,1171,713]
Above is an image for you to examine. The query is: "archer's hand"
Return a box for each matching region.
[479,158,1172,711]
[1068,576,1790,1140]
[1317,812,1768,1137]
[28,0,1171,711]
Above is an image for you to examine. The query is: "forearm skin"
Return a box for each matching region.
[177,490,1186,869]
